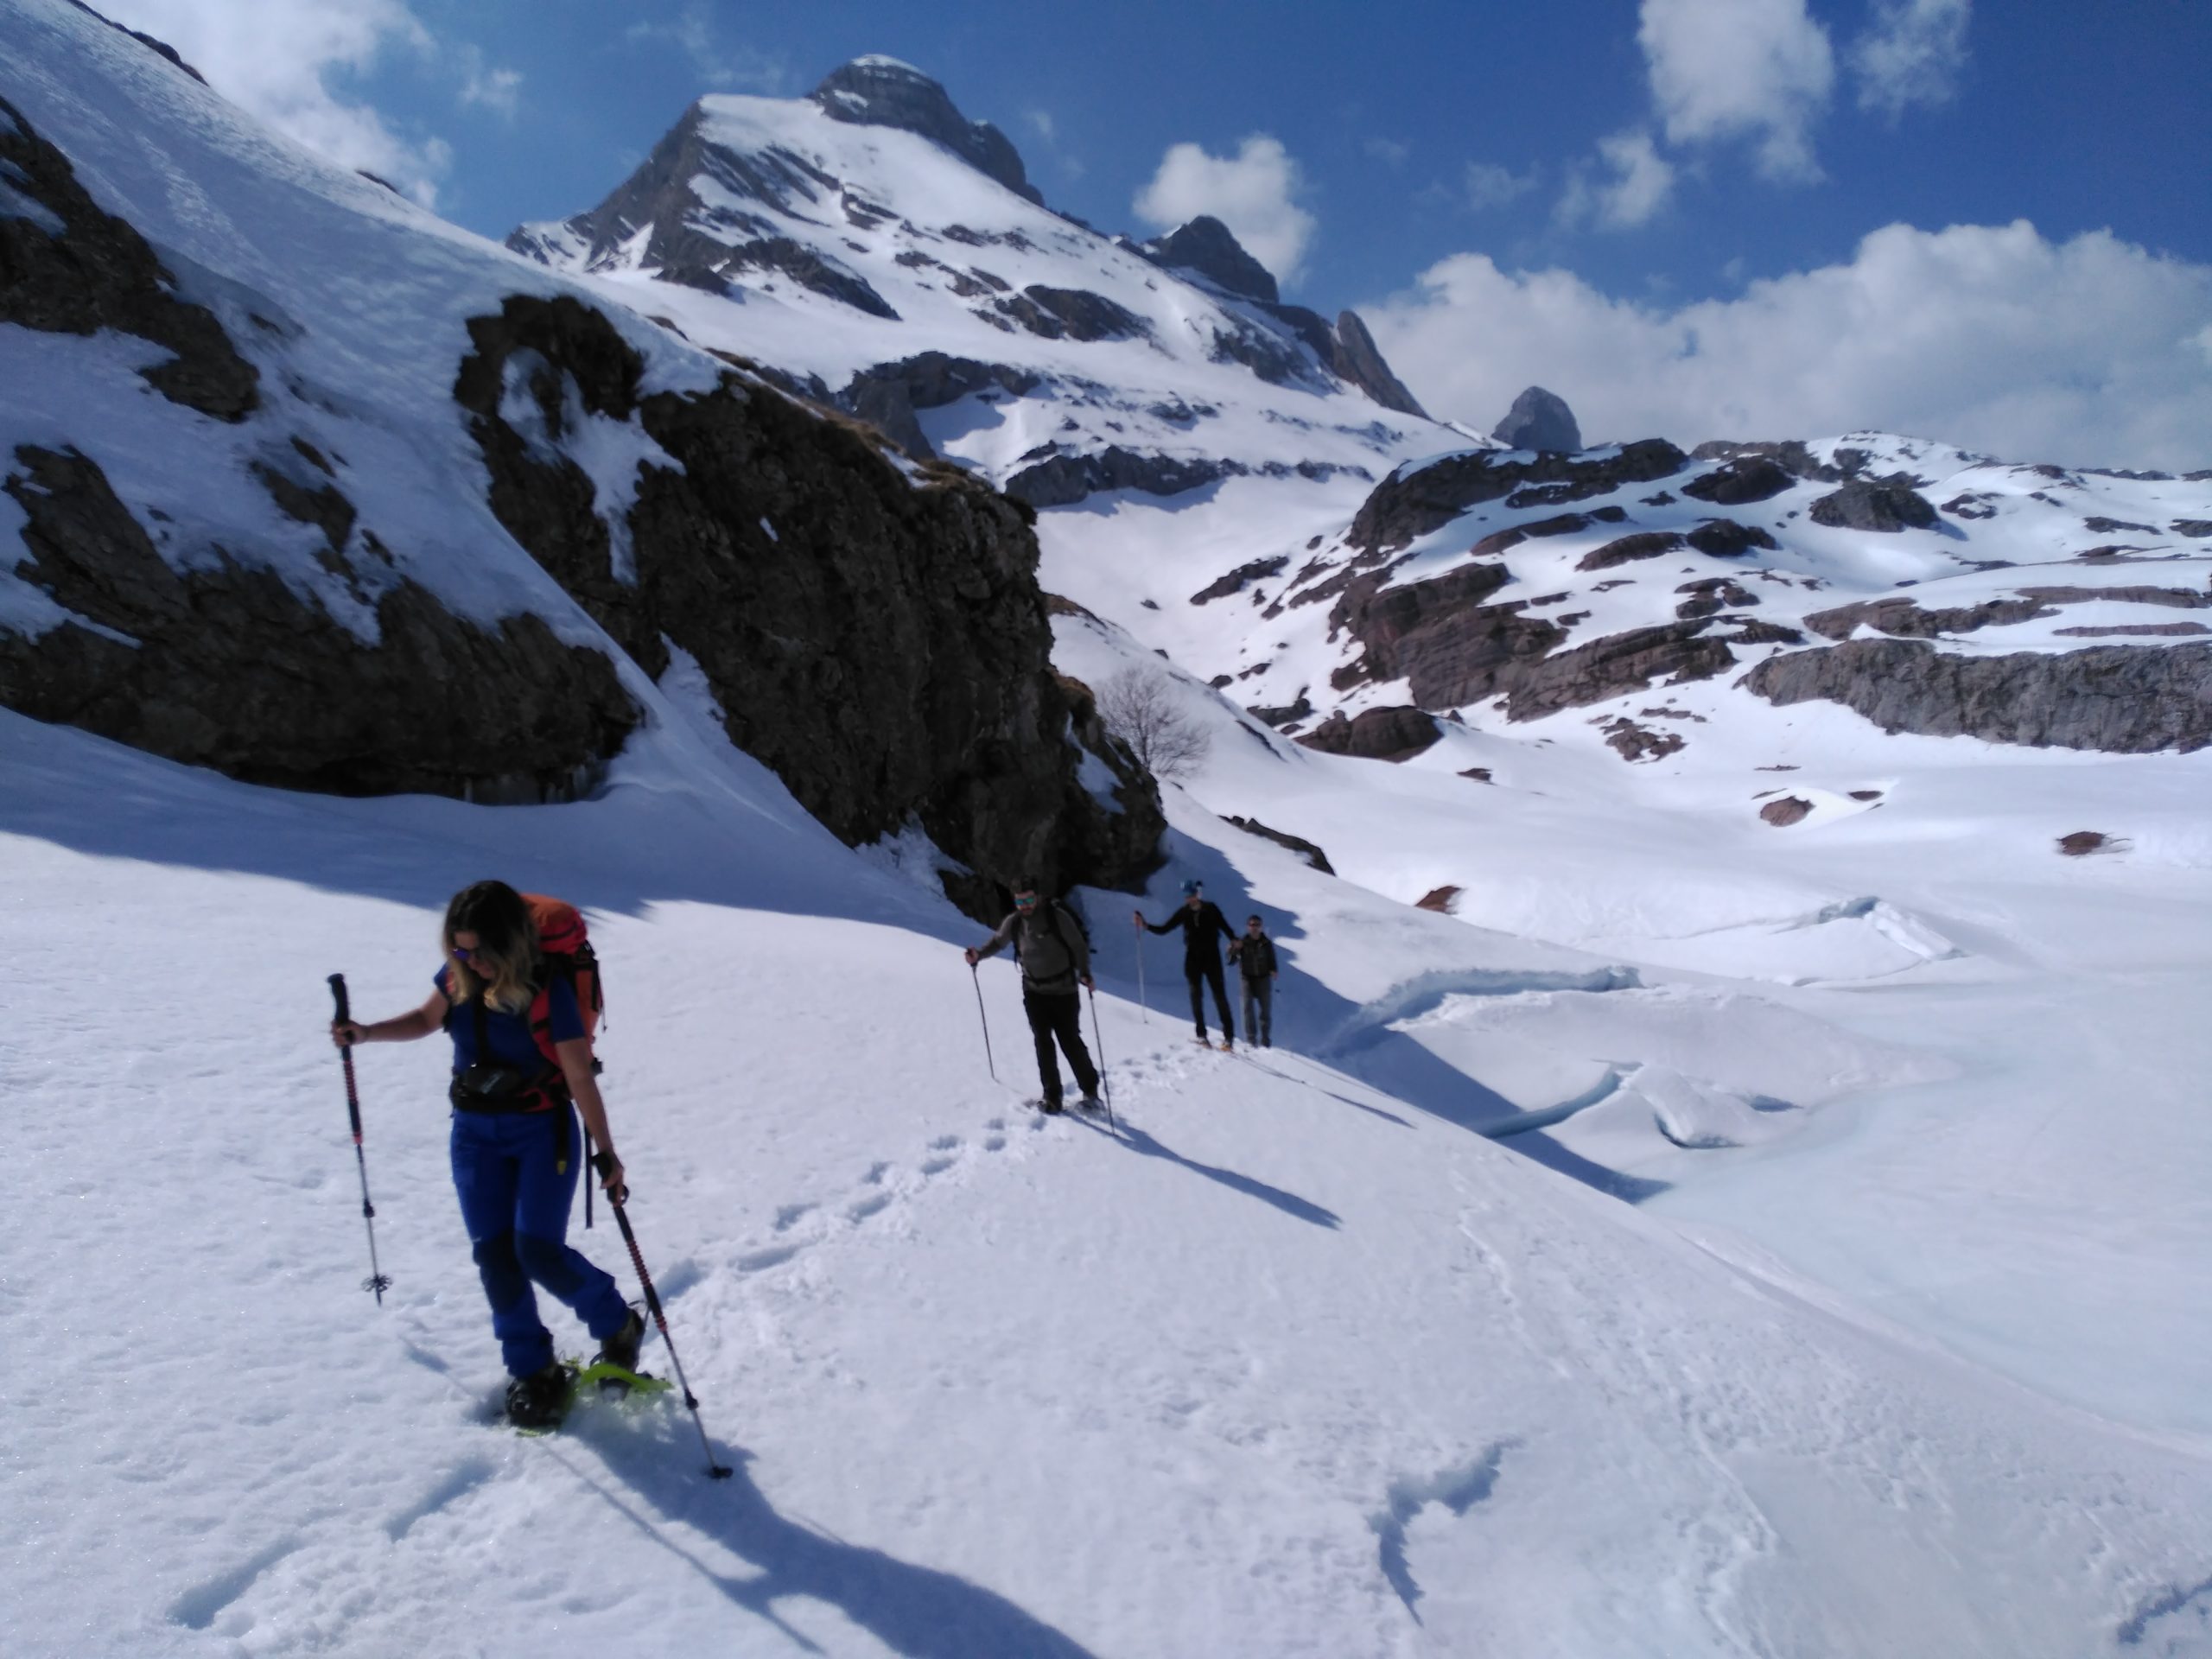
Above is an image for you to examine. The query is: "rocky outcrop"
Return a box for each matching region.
[1807,586,2210,641]
[0,444,636,799]
[1808,477,1938,532]
[995,285,1148,343]
[1190,556,1288,606]
[1224,814,1335,874]
[1685,518,1779,556]
[1744,639,2212,753]
[1330,560,1559,707]
[1579,531,1685,572]
[1138,215,1277,303]
[453,294,1164,906]
[810,58,1042,205]
[1681,455,1795,505]
[1502,623,1736,722]
[1491,387,1581,453]
[1331,310,1428,418]
[1675,577,1758,620]
[1691,440,1851,483]
[1347,440,1688,554]
[1295,705,1443,762]
[1003,447,1369,509]
[842,353,1039,459]
[0,94,257,420]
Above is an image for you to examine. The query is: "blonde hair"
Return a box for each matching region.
[442,880,542,1014]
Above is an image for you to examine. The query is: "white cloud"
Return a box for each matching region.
[1464,160,1539,213]
[1362,221,2212,472]
[96,0,452,207]
[1024,110,1057,143]
[1638,0,1834,181]
[1852,0,1972,120]
[457,48,524,121]
[1133,135,1318,286]
[1366,137,1412,168]
[1556,131,1675,231]
[624,10,785,92]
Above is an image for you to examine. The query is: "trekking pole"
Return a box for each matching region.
[969,961,996,1082]
[1086,983,1116,1131]
[327,975,393,1305]
[603,1182,731,1479]
[1134,921,1148,1023]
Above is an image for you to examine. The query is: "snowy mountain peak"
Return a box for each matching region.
[809,55,1041,206]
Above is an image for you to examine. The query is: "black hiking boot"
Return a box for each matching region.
[1039,1097,1065,1115]
[505,1362,571,1428]
[596,1307,645,1373]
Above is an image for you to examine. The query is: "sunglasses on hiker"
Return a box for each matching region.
[1014,893,1039,908]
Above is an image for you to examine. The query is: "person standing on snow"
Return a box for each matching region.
[1229,913,1280,1048]
[328,880,642,1427]
[966,875,1103,1115]
[1136,879,1239,1050]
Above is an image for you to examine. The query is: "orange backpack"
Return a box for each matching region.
[524,893,602,1066]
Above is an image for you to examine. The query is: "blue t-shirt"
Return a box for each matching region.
[435,966,584,1075]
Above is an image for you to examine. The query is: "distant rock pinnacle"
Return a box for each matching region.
[1492,386,1582,453]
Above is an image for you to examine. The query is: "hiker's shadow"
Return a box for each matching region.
[1076,1114,1340,1230]
[569,1438,1100,1657]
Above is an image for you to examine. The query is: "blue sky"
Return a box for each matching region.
[89,0,2212,464]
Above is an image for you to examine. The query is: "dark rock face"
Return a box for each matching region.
[1224,814,1335,874]
[1579,532,1686,572]
[1807,586,2209,642]
[0,444,637,799]
[2172,520,2212,538]
[1249,692,1313,727]
[1760,797,1813,827]
[0,95,257,420]
[1002,446,1369,508]
[1191,556,1288,606]
[1808,477,1938,532]
[1295,705,1443,762]
[842,353,1039,459]
[1685,518,1778,556]
[1331,310,1428,418]
[810,59,1042,205]
[1491,387,1581,453]
[1681,455,1795,505]
[1600,717,1686,762]
[1138,215,1277,303]
[1675,577,1758,620]
[1330,561,1561,708]
[453,294,1164,906]
[1502,623,1736,722]
[1347,440,1687,554]
[1744,639,2212,753]
[996,285,1147,343]
[1691,440,1849,483]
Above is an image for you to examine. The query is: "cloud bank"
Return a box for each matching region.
[1363,220,2212,473]
[1638,0,1835,181]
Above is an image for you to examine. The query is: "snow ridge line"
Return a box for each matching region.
[1313,965,1641,1058]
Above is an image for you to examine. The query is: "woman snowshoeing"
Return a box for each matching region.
[329,880,642,1427]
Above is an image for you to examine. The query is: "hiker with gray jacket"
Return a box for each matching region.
[1229,914,1279,1047]
[966,875,1102,1114]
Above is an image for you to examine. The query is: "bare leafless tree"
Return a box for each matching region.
[1097,667,1211,782]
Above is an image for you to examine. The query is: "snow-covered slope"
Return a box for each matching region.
[8,700,2212,1659]
[7,8,2212,1656]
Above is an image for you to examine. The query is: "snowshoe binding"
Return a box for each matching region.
[505,1362,573,1430]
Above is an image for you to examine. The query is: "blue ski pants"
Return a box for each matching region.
[450,1103,629,1377]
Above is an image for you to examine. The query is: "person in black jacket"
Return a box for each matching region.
[968,875,1101,1114]
[1135,879,1238,1049]
[1228,914,1279,1047]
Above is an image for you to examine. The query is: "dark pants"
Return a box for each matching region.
[1186,957,1234,1042]
[1024,985,1099,1105]
[451,1103,629,1376]
[1241,976,1273,1046]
